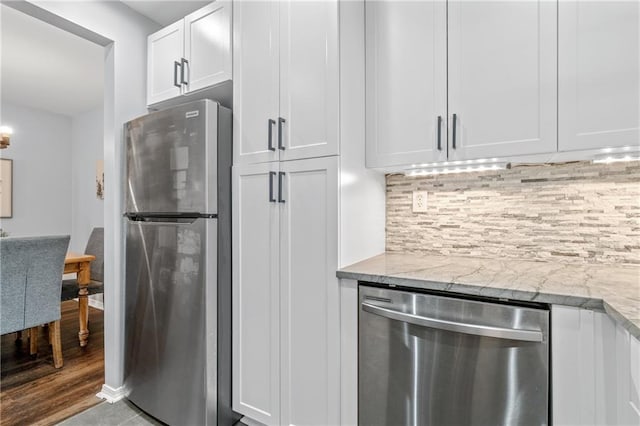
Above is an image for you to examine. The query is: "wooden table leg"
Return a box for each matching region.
[77,260,91,347]
[29,327,38,355]
[78,285,89,347]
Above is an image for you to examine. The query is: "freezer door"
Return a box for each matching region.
[124,218,216,426]
[125,100,218,214]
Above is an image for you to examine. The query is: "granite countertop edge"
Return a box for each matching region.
[336,255,640,339]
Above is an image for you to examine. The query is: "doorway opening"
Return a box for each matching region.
[0,4,109,424]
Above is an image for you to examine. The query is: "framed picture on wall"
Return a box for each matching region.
[0,158,13,218]
[96,159,104,200]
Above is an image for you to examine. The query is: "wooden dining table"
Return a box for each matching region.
[64,252,96,347]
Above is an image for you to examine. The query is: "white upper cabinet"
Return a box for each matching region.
[147,0,231,106]
[233,0,339,165]
[558,1,640,152]
[183,1,232,94]
[365,0,558,167]
[147,21,184,105]
[279,0,339,162]
[233,1,280,165]
[365,0,447,168]
[448,0,557,161]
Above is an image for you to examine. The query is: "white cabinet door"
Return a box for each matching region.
[147,21,183,105]
[279,157,339,426]
[232,163,280,425]
[618,328,640,425]
[552,305,640,425]
[448,1,557,160]
[628,334,640,424]
[184,0,232,93]
[552,306,597,425]
[233,1,280,165]
[279,1,339,161]
[365,0,447,168]
[558,1,640,152]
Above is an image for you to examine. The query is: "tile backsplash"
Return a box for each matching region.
[386,161,640,265]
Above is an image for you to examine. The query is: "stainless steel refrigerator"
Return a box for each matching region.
[123,100,238,426]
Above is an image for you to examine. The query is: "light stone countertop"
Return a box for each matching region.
[337,252,640,338]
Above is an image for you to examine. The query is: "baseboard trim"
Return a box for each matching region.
[88,298,104,310]
[70,298,104,311]
[96,384,127,404]
[241,416,267,426]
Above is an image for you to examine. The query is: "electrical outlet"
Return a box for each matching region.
[412,191,428,213]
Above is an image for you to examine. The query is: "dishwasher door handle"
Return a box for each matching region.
[361,302,543,342]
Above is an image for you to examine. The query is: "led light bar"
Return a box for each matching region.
[404,160,509,177]
[593,151,640,164]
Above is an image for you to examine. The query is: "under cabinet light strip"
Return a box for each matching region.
[405,161,509,177]
[593,152,640,164]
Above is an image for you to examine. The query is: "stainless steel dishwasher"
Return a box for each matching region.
[359,284,549,426]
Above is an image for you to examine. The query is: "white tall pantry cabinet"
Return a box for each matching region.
[232,2,385,425]
[232,158,339,426]
[233,164,281,425]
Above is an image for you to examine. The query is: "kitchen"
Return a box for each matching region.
[0,1,638,426]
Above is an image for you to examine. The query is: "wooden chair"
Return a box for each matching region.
[61,227,103,301]
[0,235,70,368]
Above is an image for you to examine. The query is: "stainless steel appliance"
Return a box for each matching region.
[359,284,550,426]
[123,100,238,425]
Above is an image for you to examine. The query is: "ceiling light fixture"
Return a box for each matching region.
[0,126,13,149]
[404,159,509,177]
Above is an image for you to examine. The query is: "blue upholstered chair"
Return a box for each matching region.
[61,227,103,301]
[0,235,70,368]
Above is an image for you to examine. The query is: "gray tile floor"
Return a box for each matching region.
[57,400,166,426]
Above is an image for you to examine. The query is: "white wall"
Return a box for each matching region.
[338,0,386,268]
[337,3,386,425]
[0,103,72,237]
[70,107,104,253]
[13,0,160,395]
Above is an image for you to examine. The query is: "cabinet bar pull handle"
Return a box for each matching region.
[269,172,276,202]
[452,113,457,149]
[437,116,442,151]
[180,58,189,85]
[173,61,181,88]
[278,172,285,203]
[278,117,286,150]
[268,119,276,151]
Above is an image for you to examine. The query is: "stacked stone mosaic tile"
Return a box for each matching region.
[386,161,640,265]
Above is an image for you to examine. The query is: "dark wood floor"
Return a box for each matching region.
[1,300,105,426]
